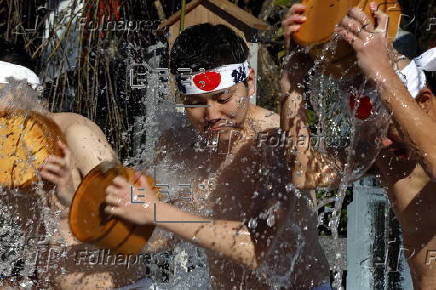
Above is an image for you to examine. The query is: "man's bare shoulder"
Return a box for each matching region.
[51,112,114,150]
[252,105,280,131]
[51,112,116,173]
[51,112,104,135]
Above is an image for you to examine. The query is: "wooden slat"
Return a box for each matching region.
[160,0,269,31]
[168,4,246,50]
[209,0,269,30]
[159,0,204,29]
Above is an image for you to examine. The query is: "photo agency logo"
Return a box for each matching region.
[128,64,211,108]
[428,17,436,32]
[21,236,67,271]
[384,3,436,33]
[12,13,162,38]
[78,18,161,32]
[131,166,194,203]
[11,6,54,37]
[361,242,436,272]
[426,250,436,265]
[363,244,415,272]
[256,129,350,150]
[128,63,168,90]
[129,166,214,224]
[21,236,171,270]
[75,248,169,269]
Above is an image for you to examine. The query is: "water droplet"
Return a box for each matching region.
[267,214,275,227]
[248,218,257,229]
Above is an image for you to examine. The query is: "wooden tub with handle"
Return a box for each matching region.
[69,162,157,254]
[293,0,401,78]
[0,110,66,188]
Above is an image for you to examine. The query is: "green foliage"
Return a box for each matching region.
[274,26,283,38]
[273,0,293,7]
[277,49,286,60]
[306,109,317,127]
[317,188,353,237]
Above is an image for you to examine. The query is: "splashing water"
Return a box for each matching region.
[0,39,392,288]
[123,43,215,289]
[0,82,64,287]
[126,38,386,289]
[303,37,391,288]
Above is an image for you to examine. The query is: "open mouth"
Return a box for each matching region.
[388,146,409,158]
[204,120,238,133]
[382,137,409,158]
[209,125,227,132]
[384,141,409,158]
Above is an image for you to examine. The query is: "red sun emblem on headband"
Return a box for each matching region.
[349,94,373,120]
[193,71,221,91]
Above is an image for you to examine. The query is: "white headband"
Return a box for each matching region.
[0,61,40,89]
[176,61,250,95]
[397,48,436,98]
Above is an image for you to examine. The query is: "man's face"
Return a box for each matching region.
[182,72,254,141]
[383,123,409,157]
[383,89,436,157]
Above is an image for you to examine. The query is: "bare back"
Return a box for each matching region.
[377,153,436,289]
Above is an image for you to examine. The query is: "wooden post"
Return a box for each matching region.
[248,42,257,104]
[347,175,413,289]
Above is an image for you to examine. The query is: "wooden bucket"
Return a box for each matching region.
[0,110,66,188]
[69,162,156,254]
[0,110,66,266]
[294,0,401,77]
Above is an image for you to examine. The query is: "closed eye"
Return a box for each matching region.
[183,97,206,106]
[217,96,232,104]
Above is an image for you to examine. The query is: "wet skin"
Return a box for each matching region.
[284,2,436,289]
[182,69,257,143]
[154,93,329,289]
[376,89,436,289]
[45,113,154,289]
[0,90,148,288]
[104,68,331,288]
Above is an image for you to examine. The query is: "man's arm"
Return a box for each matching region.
[41,114,117,206]
[280,3,342,189]
[336,5,436,180]
[150,203,258,269]
[377,72,436,180]
[104,174,259,269]
[281,91,342,189]
[65,119,117,177]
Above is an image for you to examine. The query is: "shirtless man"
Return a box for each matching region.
[0,40,115,206]
[0,47,148,289]
[284,2,436,288]
[104,23,332,289]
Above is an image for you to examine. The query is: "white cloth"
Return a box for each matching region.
[397,48,436,98]
[0,60,40,89]
[177,61,250,95]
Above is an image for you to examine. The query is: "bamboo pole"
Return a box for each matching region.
[154,0,166,21]
[180,0,186,33]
